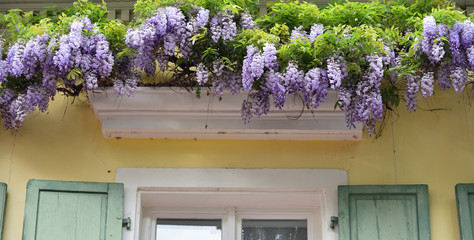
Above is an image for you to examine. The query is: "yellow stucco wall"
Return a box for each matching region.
[1,88,474,240]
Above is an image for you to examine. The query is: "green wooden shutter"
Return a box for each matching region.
[0,183,6,240]
[338,185,430,240]
[455,183,474,240]
[22,180,123,240]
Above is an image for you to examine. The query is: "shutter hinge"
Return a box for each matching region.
[122,217,131,230]
[330,216,338,229]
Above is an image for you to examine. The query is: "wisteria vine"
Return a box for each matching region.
[0,0,473,136]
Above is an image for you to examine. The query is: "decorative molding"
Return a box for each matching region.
[88,87,362,140]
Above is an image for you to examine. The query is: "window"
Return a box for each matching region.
[241,219,307,240]
[139,189,318,240]
[156,218,222,240]
[338,185,430,240]
[116,168,348,240]
[22,180,124,240]
[0,183,6,240]
[456,183,474,240]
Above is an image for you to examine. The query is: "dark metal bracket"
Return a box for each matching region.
[123,217,131,230]
[330,216,338,229]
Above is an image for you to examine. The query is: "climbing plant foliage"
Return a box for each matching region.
[0,0,472,135]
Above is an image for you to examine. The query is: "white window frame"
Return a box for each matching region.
[146,209,228,240]
[116,168,348,240]
[236,210,315,240]
[139,190,319,240]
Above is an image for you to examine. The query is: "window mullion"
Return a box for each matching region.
[236,215,243,240]
[224,207,236,240]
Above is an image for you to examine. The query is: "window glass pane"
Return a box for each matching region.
[156,218,222,240]
[241,219,307,240]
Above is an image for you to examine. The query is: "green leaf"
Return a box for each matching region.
[67,68,83,81]
[195,85,201,99]
[223,4,240,14]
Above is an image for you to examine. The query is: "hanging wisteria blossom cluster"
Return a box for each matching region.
[405,16,474,113]
[0,16,114,129]
[0,0,473,136]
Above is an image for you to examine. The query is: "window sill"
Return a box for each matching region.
[88,87,362,140]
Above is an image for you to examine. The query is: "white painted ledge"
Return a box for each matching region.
[88,87,362,140]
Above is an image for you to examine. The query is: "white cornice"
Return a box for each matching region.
[88,87,362,140]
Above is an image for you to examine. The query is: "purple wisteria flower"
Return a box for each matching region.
[303,67,328,108]
[52,17,114,90]
[309,24,324,42]
[449,22,466,67]
[405,75,419,112]
[23,34,50,79]
[242,45,264,91]
[25,84,49,112]
[165,6,185,32]
[423,16,437,37]
[420,71,434,98]
[0,91,29,130]
[213,59,225,77]
[421,16,446,64]
[241,91,270,124]
[364,54,383,89]
[210,11,237,42]
[0,89,18,129]
[126,6,196,72]
[262,43,278,71]
[125,73,141,97]
[437,24,449,37]
[450,22,462,53]
[430,40,445,63]
[221,12,237,41]
[451,66,468,93]
[224,70,242,95]
[196,63,209,85]
[467,45,474,69]
[0,60,6,82]
[264,70,286,108]
[382,46,401,83]
[462,20,474,48]
[6,42,26,77]
[284,62,304,93]
[209,17,222,43]
[113,72,140,97]
[338,83,357,128]
[240,13,256,30]
[85,72,98,90]
[349,54,384,136]
[148,9,168,36]
[438,61,450,90]
[211,76,225,98]
[42,56,59,97]
[290,26,308,42]
[241,99,253,123]
[196,7,210,28]
[251,91,270,117]
[327,56,346,89]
